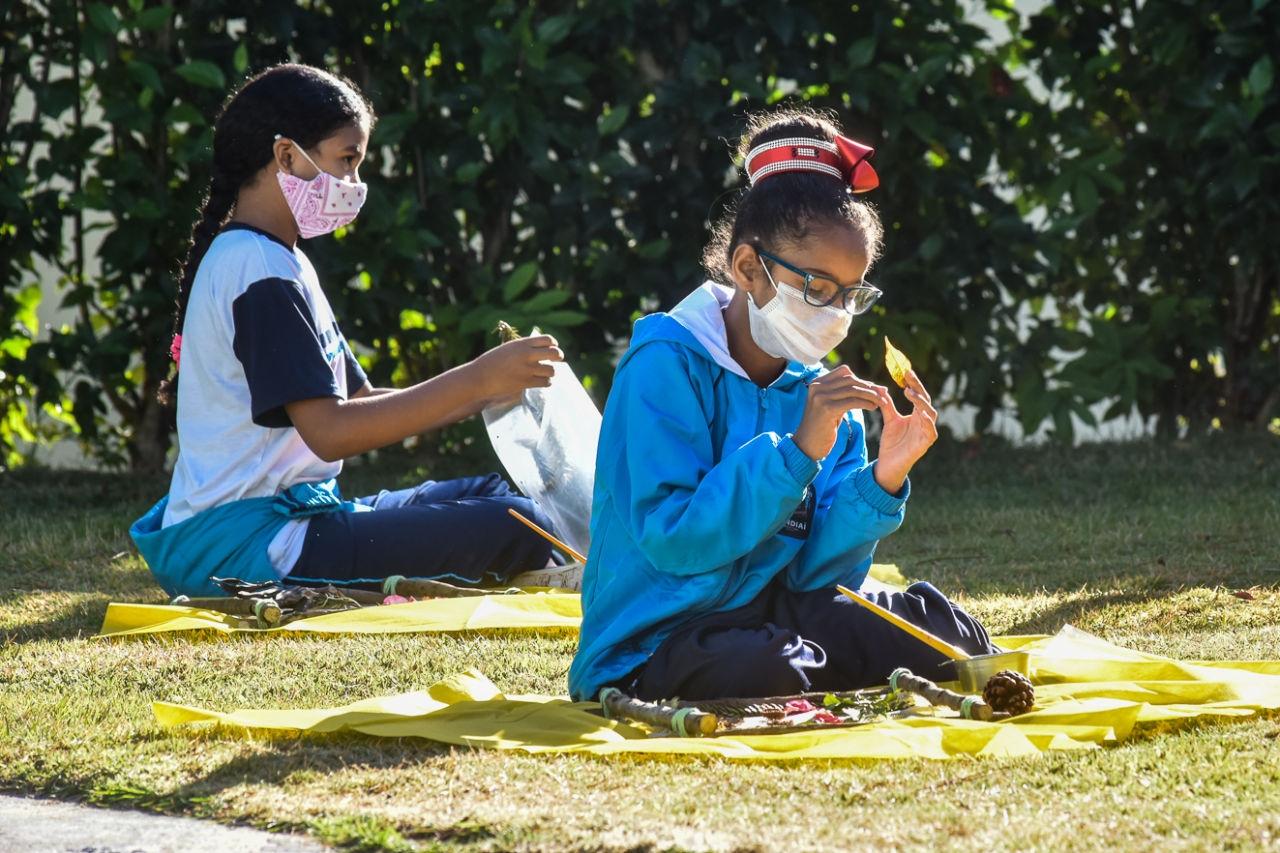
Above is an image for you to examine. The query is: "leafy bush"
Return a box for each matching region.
[1011,0,1280,436]
[1,0,1275,470]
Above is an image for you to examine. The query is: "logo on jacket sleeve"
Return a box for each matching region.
[780,485,815,539]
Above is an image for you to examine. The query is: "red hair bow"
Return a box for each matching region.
[745,133,879,193]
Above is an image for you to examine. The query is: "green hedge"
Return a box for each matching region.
[2,0,1276,470]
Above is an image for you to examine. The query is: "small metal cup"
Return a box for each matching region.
[949,650,1032,694]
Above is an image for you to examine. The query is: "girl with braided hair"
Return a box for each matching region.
[132,64,562,597]
[569,108,997,703]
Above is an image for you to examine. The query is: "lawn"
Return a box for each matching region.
[2,436,1279,851]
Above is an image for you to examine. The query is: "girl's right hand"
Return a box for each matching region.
[793,365,890,461]
[470,334,565,402]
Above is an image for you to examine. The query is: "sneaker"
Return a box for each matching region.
[508,561,585,592]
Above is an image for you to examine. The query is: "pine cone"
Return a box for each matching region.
[983,670,1035,715]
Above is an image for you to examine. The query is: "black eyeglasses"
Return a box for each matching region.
[756,248,883,315]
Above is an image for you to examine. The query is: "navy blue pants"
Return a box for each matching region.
[633,580,997,700]
[288,473,553,587]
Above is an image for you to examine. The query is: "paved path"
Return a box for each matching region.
[0,794,328,852]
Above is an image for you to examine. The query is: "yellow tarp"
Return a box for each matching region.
[154,626,1280,761]
[98,563,909,639]
[99,593,582,638]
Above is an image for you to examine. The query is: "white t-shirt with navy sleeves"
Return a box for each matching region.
[163,223,368,575]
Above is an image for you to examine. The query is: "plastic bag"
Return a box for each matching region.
[483,338,601,559]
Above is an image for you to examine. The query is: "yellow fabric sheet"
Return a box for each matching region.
[154,626,1280,761]
[98,563,909,639]
[99,593,583,638]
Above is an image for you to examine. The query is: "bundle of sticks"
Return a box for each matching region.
[166,509,573,628]
[169,574,519,628]
[598,685,915,737]
[598,666,1020,737]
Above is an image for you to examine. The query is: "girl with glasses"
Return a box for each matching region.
[569,108,996,703]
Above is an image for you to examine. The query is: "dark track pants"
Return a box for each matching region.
[288,473,553,587]
[633,580,997,701]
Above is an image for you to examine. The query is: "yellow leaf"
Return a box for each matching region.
[884,336,912,388]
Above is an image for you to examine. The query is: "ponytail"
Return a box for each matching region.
[156,170,237,407]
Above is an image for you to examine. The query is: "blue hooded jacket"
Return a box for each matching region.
[568,282,910,700]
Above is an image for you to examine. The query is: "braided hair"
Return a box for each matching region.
[158,63,374,406]
[702,107,883,285]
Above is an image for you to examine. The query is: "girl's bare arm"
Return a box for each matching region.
[286,335,561,461]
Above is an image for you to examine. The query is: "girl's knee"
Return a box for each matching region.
[905,581,995,655]
[477,472,516,497]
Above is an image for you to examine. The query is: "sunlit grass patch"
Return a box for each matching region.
[2,437,1278,850]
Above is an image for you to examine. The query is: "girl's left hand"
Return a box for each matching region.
[874,369,938,494]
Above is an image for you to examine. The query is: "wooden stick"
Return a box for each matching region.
[171,596,281,626]
[507,508,587,564]
[322,587,387,606]
[335,581,519,602]
[387,577,497,599]
[835,584,971,661]
[889,668,1005,722]
[598,688,718,736]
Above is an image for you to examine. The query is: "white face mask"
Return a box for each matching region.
[746,279,852,365]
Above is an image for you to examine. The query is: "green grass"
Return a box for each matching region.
[3,436,1280,851]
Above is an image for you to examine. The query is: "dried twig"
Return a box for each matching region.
[170,596,282,627]
[598,688,718,736]
[889,668,1008,722]
[384,576,512,599]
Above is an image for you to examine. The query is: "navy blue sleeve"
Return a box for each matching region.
[342,338,368,393]
[231,277,340,428]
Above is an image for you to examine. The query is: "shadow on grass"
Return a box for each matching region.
[1,563,164,644]
[151,740,526,848]
[999,587,1171,636]
[176,735,446,787]
[0,597,111,643]
[0,469,167,513]
[919,552,1278,600]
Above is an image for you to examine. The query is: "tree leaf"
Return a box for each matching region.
[771,7,796,45]
[502,262,540,301]
[233,42,249,75]
[1,336,33,359]
[1247,56,1274,97]
[14,284,40,334]
[536,15,573,45]
[848,36,876,69]
[524,289,572,311]
[371,112,417,147]
[598,104,629,136]
[535,310,589,327]
[136,6,172,30]
[126,60,163,95]
[174,61,226,90]
[85,2,121,34]
[1073,176,1098,215]
[884,337,912,387]
[635,238,671,260]
[1229,158,1260,200]
[165,103,205,126]
[454,162,486,183]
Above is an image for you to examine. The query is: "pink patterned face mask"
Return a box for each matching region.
[274,136,367,239]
